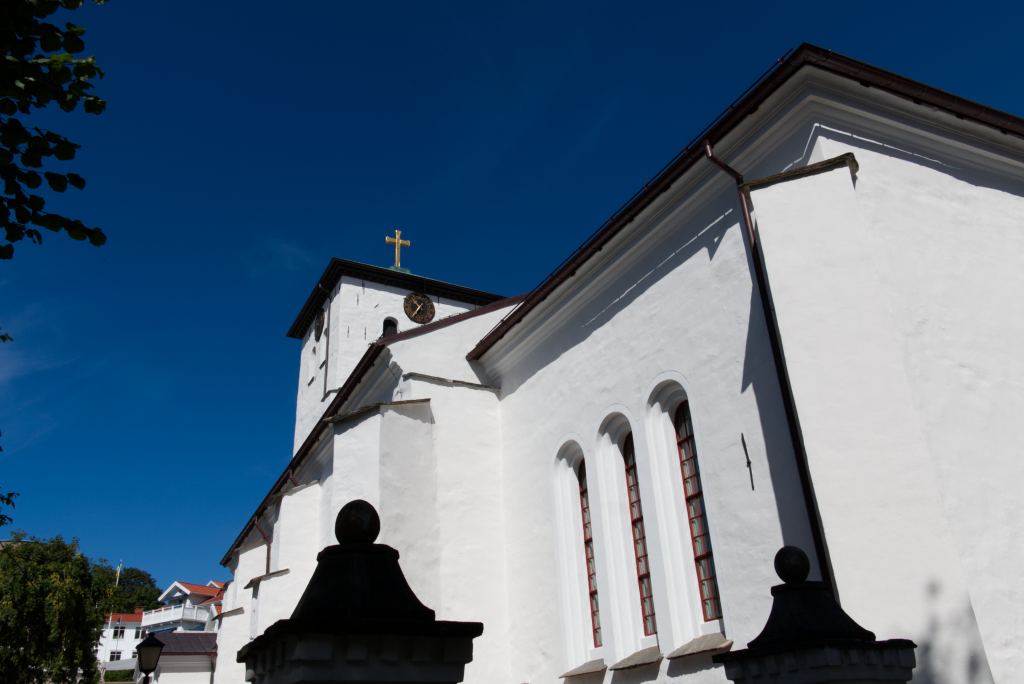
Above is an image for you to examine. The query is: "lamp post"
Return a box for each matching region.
[136,633,165,684]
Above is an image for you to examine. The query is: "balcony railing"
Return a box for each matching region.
[141,605,210,627]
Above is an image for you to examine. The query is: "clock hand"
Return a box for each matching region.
[413,302,423,315]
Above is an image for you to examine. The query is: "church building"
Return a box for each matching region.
[212,44,1022,684]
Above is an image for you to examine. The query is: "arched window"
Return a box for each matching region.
[623,434,657,635]
[382,318,398,338]
[675,401,721,621]
[578,460,602,647]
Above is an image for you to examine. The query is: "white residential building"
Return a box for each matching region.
[96,608,144,665]
[144,581,226,634]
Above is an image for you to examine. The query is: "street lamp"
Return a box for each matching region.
[136,633,165,684]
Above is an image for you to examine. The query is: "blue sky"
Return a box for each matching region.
[2,0,1021,590]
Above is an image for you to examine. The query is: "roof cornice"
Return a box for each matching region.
[287,258,507,339]
[466,42,1024,361]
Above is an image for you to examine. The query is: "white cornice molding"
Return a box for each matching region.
[482,69,1024,377]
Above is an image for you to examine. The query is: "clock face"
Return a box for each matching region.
[404,292,435,324]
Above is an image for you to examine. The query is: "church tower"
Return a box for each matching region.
[285,238,505,452]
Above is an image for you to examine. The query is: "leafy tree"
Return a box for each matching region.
[0,487,17,528]
[91,561,164,613]
[1,0,111,515]
[0,532,103,684]
[102,670,132,682]
[1,0,108,261]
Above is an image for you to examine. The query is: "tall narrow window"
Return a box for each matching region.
[623,434,657,635]
[578,460,602,647]
[676,401,722,621]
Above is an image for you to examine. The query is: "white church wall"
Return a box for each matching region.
[749,161,995,684]
[293,277,477,452]
[378,400,441,612]
[330,410,383,517]
[488,204,798,683]
[255,482,322,636]
[213,542,265,684]
[419,379,512,684]
[211,611,246,684]
[804,129,1024,684]
[386,304,516,386]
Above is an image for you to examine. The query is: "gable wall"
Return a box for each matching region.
[485,73,1022,684]
[293,277,475,451]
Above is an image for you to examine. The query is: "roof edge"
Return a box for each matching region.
[287,258,507,339]
[466,42,1024,361]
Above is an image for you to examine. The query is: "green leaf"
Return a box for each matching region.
[66,173,85,190]
[27,195,45,211]
[0,150,11,166]
[0,244,13,259]
[20,150,43,168]
[0,99,15,116]
[88,227,106,246]
[40,28,63,53]
[27,136,51,151]
[65,219,87,240]
[5,224,24,242]
[52,143,76,160]
[65,23,87,36]
[40,213,63,231]
[82,97,105,115]
[62,34,85,54]
[13,205,30,224]
[44,172,67,193]
[19,171,42,189]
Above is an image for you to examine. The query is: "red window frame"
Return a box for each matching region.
[623,434,657,635]
[675,401,722,621]
[577,460,602,647]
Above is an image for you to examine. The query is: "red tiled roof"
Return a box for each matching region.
[104,611,143,623]
[178,582,220,595]
[197,591,224,606]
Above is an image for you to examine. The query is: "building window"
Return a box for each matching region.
[676,401,722,621]
[623,434,656,635]
[131,651,137,659]
[109,652,121,661]
[577,460,602,647]
[112,626,125,639]
[134,627,141,639]
[382,318,398,338]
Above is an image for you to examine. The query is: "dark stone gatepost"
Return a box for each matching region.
[713,547,916,684]
[237,500,483,684]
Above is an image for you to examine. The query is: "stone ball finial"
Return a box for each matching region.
[335,500,380,544]
[774,546,810,584]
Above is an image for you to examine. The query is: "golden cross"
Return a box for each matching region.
[385,230,410,269]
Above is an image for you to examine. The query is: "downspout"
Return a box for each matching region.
[253,515,271,576]
[703,140,837,598]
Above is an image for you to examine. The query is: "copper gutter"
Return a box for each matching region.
[467,42,1024,361]
[702,141,840,597]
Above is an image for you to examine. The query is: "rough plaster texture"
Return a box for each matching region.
[221,69,1024,684]
[293,277,475,451]
[750,163,995,684]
